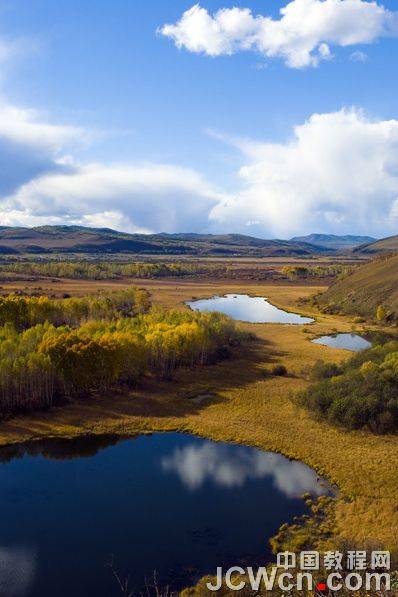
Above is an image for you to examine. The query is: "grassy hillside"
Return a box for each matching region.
[353,234,398,254]
[0,225,332,256]
[318,253,398,319]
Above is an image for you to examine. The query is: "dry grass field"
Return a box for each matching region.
[0,276,396,565]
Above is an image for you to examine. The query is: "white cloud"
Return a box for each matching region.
[0,99,224,233]
[160,0,398,68]
[0,103,84,197]
[350,49,368,61]
[209,108,398,238]
[0,104,82,152]
[1,100,398,238]
[1,161,224,233]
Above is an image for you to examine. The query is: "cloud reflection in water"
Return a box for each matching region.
[161,443,329,497]
[0,546,36,597]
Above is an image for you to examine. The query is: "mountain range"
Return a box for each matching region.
[290,234,376,251]
[0,226,385,256]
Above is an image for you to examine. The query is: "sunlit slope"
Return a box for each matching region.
[354,234,398,254]
[319,253,398,318]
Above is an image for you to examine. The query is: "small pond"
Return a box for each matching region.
[186,294,314,324]
[312,333,372,352]
[0,433,332,596]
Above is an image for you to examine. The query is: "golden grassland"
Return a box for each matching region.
[0,277,396,557]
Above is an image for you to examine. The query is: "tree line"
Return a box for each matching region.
[0,288,150,330]
[281,264,352,280]
[0,260,353,283]
[0,290,243,416]
[0,261,218,280]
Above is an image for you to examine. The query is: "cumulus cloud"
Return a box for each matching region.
[160,0,398,68]
[1,100,398,238]
[1,159,224,234]
[0,99,224,233]
[209,108,398,238]
[0,100,222,233]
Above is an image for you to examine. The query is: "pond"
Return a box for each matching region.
[312,333,372,352]
[0,433,333,596]
[186,294,314,324]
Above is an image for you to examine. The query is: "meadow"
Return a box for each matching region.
[0,264,396,594]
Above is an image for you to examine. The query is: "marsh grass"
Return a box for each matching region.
[0,279,396,589]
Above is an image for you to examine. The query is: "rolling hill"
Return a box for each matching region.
[353,234,398,255]
[318,252,398,319]
[0,226,334,256]
[291,234,376,250]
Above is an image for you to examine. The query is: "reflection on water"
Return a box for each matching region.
[312,333,372,351]
[162,442,329,497]
[0,546,37,597]
[0,434,122,464]
[0,433,332,596]
[186,294,314,324]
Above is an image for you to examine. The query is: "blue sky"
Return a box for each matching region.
[0,0,398,237]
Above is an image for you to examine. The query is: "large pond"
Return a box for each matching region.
[186,294,314,324]
[0,433,332,596]
[312,333,372,352]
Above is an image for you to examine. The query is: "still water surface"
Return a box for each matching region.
[312,333,372,351]
[0,433,332,596]
[186,294,314,324]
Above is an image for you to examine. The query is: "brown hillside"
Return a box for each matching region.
[318,253,398,318]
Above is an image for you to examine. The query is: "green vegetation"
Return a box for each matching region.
[0,260,216,280]
[0,258,359,285]
[261,364,288,377]
[0,289,243,416]
[298,341,398,433]
[317,253,398,321]
[281,264,351,280]
[0,287,149,329]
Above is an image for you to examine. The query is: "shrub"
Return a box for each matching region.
[298,341,398,433]
[261,368,271,378]
[272,365,287,376]
[376,304,388,322]
[310,359,341,381]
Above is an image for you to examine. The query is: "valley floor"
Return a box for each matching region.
[0,279,396,552]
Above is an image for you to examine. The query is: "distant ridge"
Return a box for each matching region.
[291,234,376,251]
[0,225,336,256]
[353,234,398,255]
